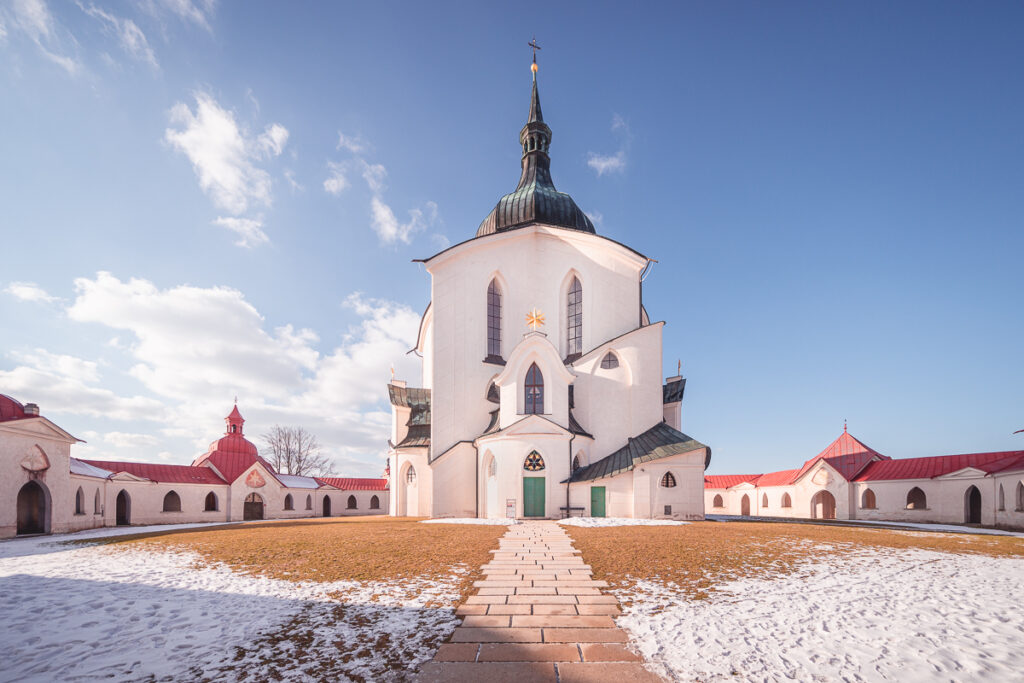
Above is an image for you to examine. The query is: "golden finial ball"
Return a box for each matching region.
[531,62,538,73]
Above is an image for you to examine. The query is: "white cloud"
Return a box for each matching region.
[104,431,158,448]
[370,197,438,245]
[361,161,387,194]
[6,0,81,75]
[283,169,303,193]
[212,216,269,248]
[584,209,604,227]
[0,349,164,421]
[256,123,289,158]
[587,150,626,176]
[5,281,57,303]
[154,0,214,33]
[587,114,630,177]
[78,3,158,69]
[165,92,286,216]
[336,132,367,154]
[323,161,348,196]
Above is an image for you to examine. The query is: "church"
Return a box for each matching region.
[1,393,387,539]
[386,56,711,520]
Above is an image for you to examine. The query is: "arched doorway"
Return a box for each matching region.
[116,489,131,526]
[740,494,750,516]
[322,495,331,518]
[811,490,836,520]
[965,485,982,524]
[244,493,264,521]
[16,481,49,535]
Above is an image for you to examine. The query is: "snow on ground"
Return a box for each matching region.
[559,517,689,527]
[615,548,1024,682]
[421,517,518,525]
[705,514,1024,537]
[0,524,463,682]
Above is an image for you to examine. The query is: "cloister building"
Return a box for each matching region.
[705,426,1024,529]
[2,393,387,539]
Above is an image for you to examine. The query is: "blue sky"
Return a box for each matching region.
[1,1,1022,476]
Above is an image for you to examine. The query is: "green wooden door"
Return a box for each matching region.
[590,487,606,518]
[523,477,545,517]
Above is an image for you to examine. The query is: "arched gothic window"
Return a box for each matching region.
[487,279,502,359]
[661,472,677,488]
[998,484,1005,511]
[566,276,582,358]
[205,491,218,511]
[347,495,357,509]
[406,466,416,484]
[524,451,545,472]
[94,489,101,514]
[487,458,497,477]
[781,493,792,508]
[862,489,876,509]
[600,352,618,369]
[762,493,769,508]
[1017,481,1024,512]
[906,487,927,510]
[75,487,85,515]
[284,494,294,510]
[163,491,182,513]
[572,455,581,471]
[525,363,544,414]
[712,494,724,508]
[305,494,313,510]
[370,495,380,509]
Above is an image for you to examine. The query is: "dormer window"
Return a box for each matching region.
[600,352,618,369]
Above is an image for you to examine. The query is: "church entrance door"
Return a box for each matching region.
[590,487,606,517]
[116,490,130,526]
[523,477,545,517]
[965,486,982,524]
[322,495,331,518]
[740,494,751,516]
[16,481,47,535]
[244,493,264,521]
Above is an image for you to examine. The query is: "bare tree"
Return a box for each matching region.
[261,425,330,477]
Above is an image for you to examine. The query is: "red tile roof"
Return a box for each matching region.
[754,469,802,487]
[792,430,888,482]
[82,459,226,485]
[854,450,1024,481]
[317,477,389,491]
[704,474,760,489]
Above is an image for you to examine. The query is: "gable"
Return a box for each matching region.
[0,417,81,445]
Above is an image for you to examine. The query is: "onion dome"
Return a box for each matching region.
[477,55,595,237]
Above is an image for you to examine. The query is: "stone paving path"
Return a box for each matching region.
[418,521,663,682]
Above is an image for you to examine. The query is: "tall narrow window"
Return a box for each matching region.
[487,279,502,359]
[75,487,85,515]
[525,363,544,414]
[566,277,582,358]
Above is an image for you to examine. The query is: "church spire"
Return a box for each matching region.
[225,403,244,436]
[474,41,595,237]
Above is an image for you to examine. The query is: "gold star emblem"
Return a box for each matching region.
[526,307,545,331]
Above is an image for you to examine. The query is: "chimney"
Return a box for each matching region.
[23,403,40,416]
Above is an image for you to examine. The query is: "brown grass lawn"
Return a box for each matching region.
[567,521,1024,601]
[94,517,505,595]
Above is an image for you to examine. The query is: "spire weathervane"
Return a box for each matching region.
[528,37,541,74]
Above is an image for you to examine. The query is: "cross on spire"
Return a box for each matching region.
[528,37,541,62]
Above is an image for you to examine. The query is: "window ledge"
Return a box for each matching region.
[74,512,85,516]
[483,355,506,366]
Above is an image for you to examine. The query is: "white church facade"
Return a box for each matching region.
[387,59,711,520]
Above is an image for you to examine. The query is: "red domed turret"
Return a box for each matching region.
[192,403,272,482]
[0,394,27,422]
